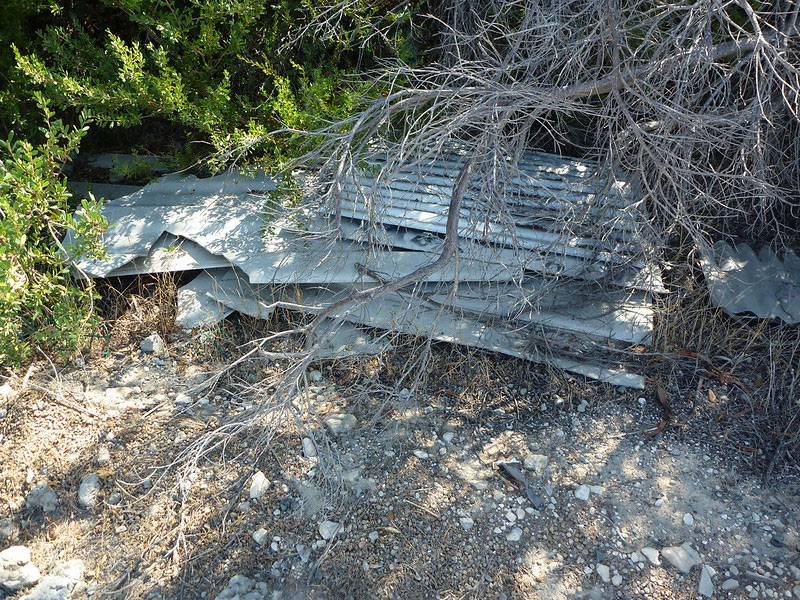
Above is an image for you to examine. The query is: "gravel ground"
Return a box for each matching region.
[0,330,798,600]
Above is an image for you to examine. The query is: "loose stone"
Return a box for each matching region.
[78,474,101,509]
[596,564,610,583]
[662,543,701,574]
[249,471,270,499]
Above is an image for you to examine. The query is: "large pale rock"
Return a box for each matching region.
[0,546,41,591]
[698,565,714,597]
[661,543,701,574]
[641,547,661,566]
[139,333,167,355]
[213,575,270,600]
[20,559,83,600]
[318,521,341,540]
[249,471,270,500]
[26,482,59,513]
[323,413,357,435]
[523,454,549,475]
[78,474,101,509]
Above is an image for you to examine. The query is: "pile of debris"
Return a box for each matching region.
[66,151,666,388]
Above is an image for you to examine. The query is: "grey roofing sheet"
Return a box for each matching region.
[699,242,800,323]
[106,232,233,277]
[420,281,653,344]
[188,268,391,359]
[176,269,235,329]
[336,220,665,292]
[200,271,646,387]
[66,168,652,387]
[68,173,520,284]
[336,151,661,292]
[298,284,645,388]
[64,172,280,278]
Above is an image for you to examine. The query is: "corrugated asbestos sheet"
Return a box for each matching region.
[337,151,664,293]
[65,150,663,388]
[699,242,800,323]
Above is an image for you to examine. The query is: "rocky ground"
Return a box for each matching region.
[1,328,799,600]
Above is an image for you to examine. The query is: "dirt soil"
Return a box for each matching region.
[1,328,799,600]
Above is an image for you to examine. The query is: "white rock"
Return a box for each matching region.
[368,531,379,542]
[252,528,268,545]
[442,431,455,443]
[506,527,523,542]
[249,471,270,500]
[596,564,610,583]
[789,565,800,579]
[0,546,41,591]
[318,520,341,540]
[19,559,83,600]
[323,413,357,435]
[523,454,548,475]
[139,333,166,354]
[213,575,269,600]
[612,574,623,586]
[413,450,429,459]
[174,392,192,404]
[0,382,14,400]
[641,547,661,566]
[307,370,323,383]
[25,482,59,513]
[505,510,517,523]
[96,447,110,466]
[575,485,591,501]
[662,543,701,574]
[698,564,715,597]
[0,517,17,540]
[683,513,695,526]
[721,578,739,590]
[302,437,317,458]
[296,543,311,564]
[459,517,474,531]
[78,473,101,508]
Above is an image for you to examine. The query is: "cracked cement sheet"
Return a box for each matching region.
[68,173,519,284]
[699,242,800,323]
[419,281,653,345]
[176,270,235,329]
[200,272,645,387]
[337,220,665,293]
[106,232,233,277]
[299,284,645,388]
[65,172,279,277]
[336,150,663,292]
[188,268,388,356]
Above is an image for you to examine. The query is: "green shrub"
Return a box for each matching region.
[12,0,418,164]
[0,97,106,365]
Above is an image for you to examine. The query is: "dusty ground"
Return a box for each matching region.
[1,324,799,600]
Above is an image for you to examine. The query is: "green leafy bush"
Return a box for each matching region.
[13,0,417,163]
[0,98,106,365]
